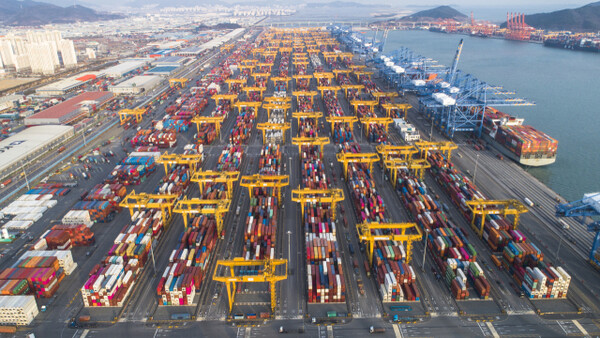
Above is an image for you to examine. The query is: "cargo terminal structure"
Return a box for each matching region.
[0,26,598,337]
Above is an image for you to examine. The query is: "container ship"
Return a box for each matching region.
[480,107,557,166]
[543,36,600,53]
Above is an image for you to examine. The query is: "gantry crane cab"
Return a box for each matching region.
[291,188,344,221]
[356,222,422,266]
[335,152,380,180]
[465,199,529,238]
[173,197,231,234]
[213,258,287,313]
[119,190,178,226]
[240,175,289,205]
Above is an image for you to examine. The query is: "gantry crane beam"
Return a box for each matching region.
[251,72,271,80]
[332,69,352,77]
[270,76,291,84]
[233,101,261,113]
[291,136,330,154]
[376,145,418,162]
[293,75,313,81]
[225,78,247,91]
[414,141,458,161]
[262,103,291,119]
[173,197,231,234]
[212,94,238,105]
[263,96,291,104]
[241,59,258,66]
[190,170,240,200]
[336,152,380,180]
[357,222,422,265]
[156,152,203,175]
[238,65,255,74]
[119,108,146,125]
[465,200,529,238]
[256,122,291,144]
[382,103,412,119]
[292,91,319,104]
[291,188,344,221]
[242,86,266,100]
[359,117,394,135]
[240,174,289,205]
[256,63,274,72]
[384,158,430,186]
[169,78,188,88]
[313,72,335,85]
[119,190,178,225]
[353,71,373,81]
[292,111,323,125]
[371,91,399,104]
[191,115,225,139]
[213,258,287,313]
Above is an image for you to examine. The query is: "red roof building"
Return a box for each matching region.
[24,91,114,126]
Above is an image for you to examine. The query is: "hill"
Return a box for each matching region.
[501,2,600,32]
[305,1,380,8]
[0,0,122,26]
[194,23,242,32]
[401,5,467,21]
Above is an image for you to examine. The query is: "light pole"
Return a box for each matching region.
[429,116,434,141]
[421,229,430,272]
[21,161,30,191]
[287,231,292,270]
[150,238,157,274]
[555,222,570,262]
[473,154,480,185]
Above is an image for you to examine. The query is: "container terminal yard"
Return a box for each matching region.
[0,25,598,338]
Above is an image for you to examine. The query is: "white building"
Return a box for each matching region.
[28,42,57,75]
[58,39,77,68]
[109,75,162,95]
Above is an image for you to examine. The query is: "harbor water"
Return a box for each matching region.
[382,29,600,201]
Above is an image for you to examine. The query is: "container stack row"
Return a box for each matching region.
[428,152,570,299]
[105,154,157,186]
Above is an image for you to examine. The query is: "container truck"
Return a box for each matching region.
[369,326,385,334]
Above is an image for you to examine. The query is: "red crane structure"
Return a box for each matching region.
[505,12,534,41]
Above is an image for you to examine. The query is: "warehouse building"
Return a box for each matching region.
[25,91,114,126]
[0,295,39,326]
[0,125,74,180]
[176,46,204,57]
[109,75,162,95]
[103,60,149,78]
[145,66,179,76]
[36,78,86,96]
[153,56,187,67]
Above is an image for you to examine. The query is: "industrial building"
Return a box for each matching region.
[197,29,246,52]
[103,60,149,78]
[109,75,162,95]
[0,125,74,180]
[0,296,39,326]
[35,72,102,96]
[25,91,114,126]
[145,66,179,76]
[175,46,204,57]
[153,56,187,67]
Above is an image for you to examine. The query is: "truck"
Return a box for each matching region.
[369,326,386,334]
[58,146,66,153]
[0,179,12,188]
[357,279,365,295]
[524,197,534,207]
[79,315,91,322]
[171,313,190,320]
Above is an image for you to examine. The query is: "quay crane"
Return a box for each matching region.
[556,193,600,269]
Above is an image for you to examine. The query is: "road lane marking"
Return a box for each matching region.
[557,320,569,335]
[393,324,403,338]
[572,320,589,337]
[486,322,500,338]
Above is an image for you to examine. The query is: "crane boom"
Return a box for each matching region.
[448,39,464,86]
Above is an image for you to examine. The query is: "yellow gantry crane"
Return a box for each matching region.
[293,74,313,85]
[262,102,291,119]
[383,158,431,185]
[240,174,289,205]
[225,78,247,91]
[270,76,291,90]
[356,222,422,266]
[212,94,238,106]
[465,200,529,238]
[317,86,341,96]
[213,258,287,313]
[336,152,380,180]
[332,69,351,78]
[353,71,373,82]
[371,91,398,105]
[292,111,322,126]
[191,115,225,139]
[190,170,240,200]
[119,108,145,125]
[349,100,378,114]
[381,103,412,119]
[220,44,234,52]
[242,86,266,100]
[169,78,188,88]
[359,117,394,135]
[156,152,203,175]
[291,188,344,221]
[293,91,319,104]
[291,136,330,154]
[256,62,274,72]
[256,122,291,144]
[340,84,364,99]
[263,96,291,105]
[376,144,418,162]
[325,116,358,134]
[414,141,458,161]
[322,52,338,63]
[313,72,335,86]
[173,197,231,233]
[251,72,271,83]
[234,101,261,113]
[119,190,178,225]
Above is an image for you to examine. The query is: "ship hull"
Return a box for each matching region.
[482,132,556,167]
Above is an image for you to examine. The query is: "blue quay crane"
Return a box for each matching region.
[556,193,600,269]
